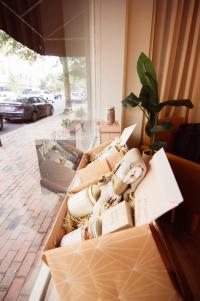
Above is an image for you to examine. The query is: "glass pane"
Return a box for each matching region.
[0,1,93,299]
[0,0,92,149]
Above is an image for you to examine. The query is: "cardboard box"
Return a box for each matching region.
[42,148,183,261]
[42,126,137,263]
[45,225,181,301]
[42,149,184,301]
[71,125,137,192]
[42,196,68,265]
[44,150,183,244]
[77,140,112,171]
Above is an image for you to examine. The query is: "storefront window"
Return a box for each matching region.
[0,0,93,148]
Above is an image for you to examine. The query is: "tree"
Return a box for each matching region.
[7,72,23,95]
[0,31,73,110]
[0,30,38,62]
[39,78,48,90]
[59,57,72,111]
[59,56,87,111]
[67,57,86,91]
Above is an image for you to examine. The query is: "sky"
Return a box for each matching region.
[0,54,62,88]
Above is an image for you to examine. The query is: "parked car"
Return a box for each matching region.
[0,97,54,122]
[0,86,16,100]
[71,91,85,103]
[0,113,3,130]
[54,92,63,99]
[26,90,54,103]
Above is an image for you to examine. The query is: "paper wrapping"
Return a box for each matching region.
[70,147,124,193]
[45,225,181,301]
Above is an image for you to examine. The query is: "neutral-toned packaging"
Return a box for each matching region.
[101,201,133,235]
[42,149,183,301]
[60,227,83,247]
[70,124,137,193]
[45,225,182,301]
[42,149,183,260]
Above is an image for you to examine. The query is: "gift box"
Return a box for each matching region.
[42,148,183,300]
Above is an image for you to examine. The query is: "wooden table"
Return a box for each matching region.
[98,121,120,143]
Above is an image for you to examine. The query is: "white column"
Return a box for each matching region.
[91,0,127,125]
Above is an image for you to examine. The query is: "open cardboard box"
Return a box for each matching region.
[42,149,183,301]
[41,150,122,264]
[71,124,137,192]
[42,125,136,263]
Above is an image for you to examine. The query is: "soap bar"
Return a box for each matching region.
[101,201,133,235]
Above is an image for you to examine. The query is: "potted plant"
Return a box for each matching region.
[122,52,193,158]
[61,118,71,129]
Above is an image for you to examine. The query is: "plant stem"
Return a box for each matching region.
[138,104,150,120]
[151,113,159,155]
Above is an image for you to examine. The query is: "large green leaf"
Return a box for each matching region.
[151,140,168,151]
[145,117,156,138]
[152,99,193,113]
[122,93,141,108]
[137,52,157,83]
[145,121,152,137]
[139,85,152,111]
[144,72,158,104]
[150,120,174,134]
[137,52,158,104]
[139,85,151,101]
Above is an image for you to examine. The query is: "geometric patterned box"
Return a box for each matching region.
[45,225,182,301]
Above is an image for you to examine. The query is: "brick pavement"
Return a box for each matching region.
[0,114,77,301]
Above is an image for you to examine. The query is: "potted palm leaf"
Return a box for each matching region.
[122,52,193,157]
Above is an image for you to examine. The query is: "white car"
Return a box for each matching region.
[71,91,85,103]
[0,89,16,100]
[26,90,54,103]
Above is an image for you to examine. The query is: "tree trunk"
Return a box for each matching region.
[59,57,72,112]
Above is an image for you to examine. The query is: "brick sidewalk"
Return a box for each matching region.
[0,115,74,301]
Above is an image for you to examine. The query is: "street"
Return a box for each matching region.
[0,109,92,300]
[0,97,65,135]
[0,98,87,136]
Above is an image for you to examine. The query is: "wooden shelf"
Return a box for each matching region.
[98,121,120,143]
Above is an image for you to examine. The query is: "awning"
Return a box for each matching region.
[0,0,90,57]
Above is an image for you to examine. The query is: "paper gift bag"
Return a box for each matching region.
[45,225,181,301]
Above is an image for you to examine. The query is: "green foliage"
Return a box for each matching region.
[7,72,23,95]
[61,118,70,128]
[75,107,86,118]
[0,30,39,62]
[39,78,48,90]
[122,52,194,153]
[59,56,86,92]
[137,52,158,104]
[0,31,86,112]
